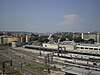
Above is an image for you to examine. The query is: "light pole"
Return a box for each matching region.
[19,61,23,72]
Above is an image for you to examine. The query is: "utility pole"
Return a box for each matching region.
[44,56,48,71]
[50,53,54,64]
[39,50,42,56]
[2,62,5,74]
[2,60,13,75]
[57,37,60,56]
[44,54,50,73]
[19,61,23,72]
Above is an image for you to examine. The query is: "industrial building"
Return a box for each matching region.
[43,41,76,51]
[81,33,100,43]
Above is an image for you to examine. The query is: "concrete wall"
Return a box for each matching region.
[97,34,100,43]
[43,43,58,49]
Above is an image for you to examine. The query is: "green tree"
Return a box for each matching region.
[88,38,95,44]
[43,38,49,43]
[38,35,49,43]
[74,37,82,43]
[66,34,73,41]
[32,36,38,41]
[80,39,85,43]
[52,35,59,42]
[60,37,66,42]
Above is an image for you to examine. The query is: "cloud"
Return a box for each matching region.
[58,14,80,26]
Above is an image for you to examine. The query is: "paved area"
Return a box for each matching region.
[48,71,65,75]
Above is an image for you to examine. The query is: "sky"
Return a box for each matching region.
[0,0,100,33]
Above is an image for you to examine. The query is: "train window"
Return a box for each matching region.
[85,48,88,49]
[85,67,90,70]
[77,47,80,49]
[81,47,84,49]
[45,45,47,47]
[89,48,93,50]
[94,48,98,50]
[93,63,97,65]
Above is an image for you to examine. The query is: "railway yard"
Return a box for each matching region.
[0,44,100,75]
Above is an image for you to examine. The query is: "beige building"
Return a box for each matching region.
[2,36,21,44]
[12,41,19,47]
[43,42,76,51]
[26,35,28,43]
[81,33,96,40]
[43,43,58,49]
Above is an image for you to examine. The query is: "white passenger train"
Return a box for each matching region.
[54,52,100,69]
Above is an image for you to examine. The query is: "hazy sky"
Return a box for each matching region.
[0,0,100,33]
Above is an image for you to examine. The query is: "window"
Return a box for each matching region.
[45,45,47,47]
[89,48,93,50]
[93,63,97,65]
[81,47,84,49]
[77,47,80,49]
[94,48,98,50]
[85,48,88,49]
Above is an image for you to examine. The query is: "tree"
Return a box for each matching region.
[52,35,59,42]
[32,36,38,41]
[43,38,49,43]
[74,37,82,43]
[88,38,95,44]
[66,34,73,41]
[60,37,66,42]
[38,35,49,43]
[80,39,85,43]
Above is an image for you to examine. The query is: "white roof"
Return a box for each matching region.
[62,66,100,75]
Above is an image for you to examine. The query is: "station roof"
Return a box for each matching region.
[62,66,100,75]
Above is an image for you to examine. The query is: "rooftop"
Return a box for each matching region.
[62,66,100,75]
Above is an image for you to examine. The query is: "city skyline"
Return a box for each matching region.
[0,0,100,33]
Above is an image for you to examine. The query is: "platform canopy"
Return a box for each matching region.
[61,66,100,75]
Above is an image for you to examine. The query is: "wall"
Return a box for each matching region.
[43,43,76,50]
[43,43,58,49]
